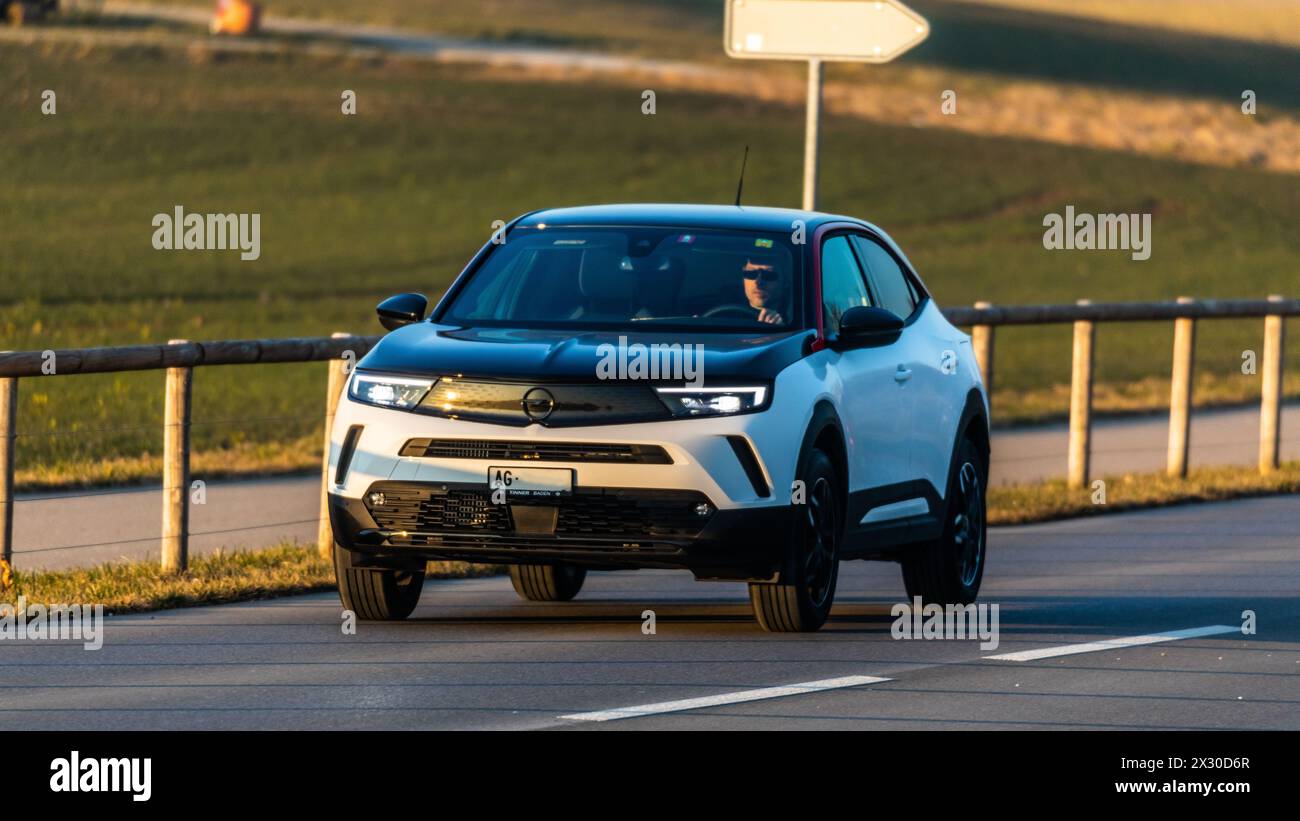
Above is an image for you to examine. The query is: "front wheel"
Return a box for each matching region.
[901,437,987,605]
[333,542,425,620]
[509,564,586,602]
[749,448,841,632]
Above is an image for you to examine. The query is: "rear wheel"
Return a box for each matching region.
[749,448,841,632]
[901,437,986,605]
[509,563,587,602]
[333,542,425,620]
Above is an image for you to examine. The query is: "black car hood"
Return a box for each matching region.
[357,323,811,383]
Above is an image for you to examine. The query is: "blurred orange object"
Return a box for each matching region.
[210,0,261,36]
[4,1,60,26]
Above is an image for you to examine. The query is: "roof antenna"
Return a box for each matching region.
[733,145,749,207]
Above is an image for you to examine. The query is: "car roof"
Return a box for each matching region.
[513,203,874,234]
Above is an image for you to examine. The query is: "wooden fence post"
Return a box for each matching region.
[1067,300,1095,489]
[971,300,995,417]
[1259,295,1285,474]
[1166,296,1196,478]
[0,377,16,568]
[161,340,192,572]
[318,333,352,559]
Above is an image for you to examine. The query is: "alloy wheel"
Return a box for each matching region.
[951,461,984,587]
[803,476,838,606]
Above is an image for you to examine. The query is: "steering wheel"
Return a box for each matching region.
[702,304,757,319]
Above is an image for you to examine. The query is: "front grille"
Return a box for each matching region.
[416,380,671,427]
[363,483,712,545]
[399,438,672,464]
[367,488,511,534]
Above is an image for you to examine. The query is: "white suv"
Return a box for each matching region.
[327,204,989,632]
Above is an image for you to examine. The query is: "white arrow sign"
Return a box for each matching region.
[722,0,932,210]
[726,0,930,64]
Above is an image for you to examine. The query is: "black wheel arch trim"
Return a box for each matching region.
[931,386,990,523]
[796,400,849,501]
[956,387,991,474]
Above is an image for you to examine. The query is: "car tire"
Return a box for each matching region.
[901,436,987,605]
[749,447,841,632]
[509,564,586,602]
[333,542,425,620]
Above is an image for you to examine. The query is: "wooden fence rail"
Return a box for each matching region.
[0,297,1292,568]
[941,297,1300,326]
[0,335,381,379]
[950,295,1293,488]
[0,334,379,570]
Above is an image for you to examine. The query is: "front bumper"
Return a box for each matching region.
[329,483,793,582]
[325,368,833,581]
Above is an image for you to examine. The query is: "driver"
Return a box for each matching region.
[740,257,788,325]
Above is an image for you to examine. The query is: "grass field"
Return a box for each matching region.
[989,462,1300,525]
[0,543,501,614]
[158,0,1300,59]
[162,0,723,59]
[951,0,1300,49]
[2,40,1298,485]
[156,0,1300,109]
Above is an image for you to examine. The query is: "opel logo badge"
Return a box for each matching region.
[521,387,556,422]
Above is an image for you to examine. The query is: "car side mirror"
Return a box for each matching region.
[376,293,428,331]
[836,305,903,348]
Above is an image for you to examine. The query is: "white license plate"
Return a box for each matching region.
[487,466,573,498]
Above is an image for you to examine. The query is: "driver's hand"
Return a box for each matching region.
[757,308,784,324]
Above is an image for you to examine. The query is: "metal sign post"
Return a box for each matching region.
[802,58,823,211]
[725,0,930,210]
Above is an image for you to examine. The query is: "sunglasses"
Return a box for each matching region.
[742,268,782,283]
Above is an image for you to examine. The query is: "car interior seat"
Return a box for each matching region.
[576,246,635,320]
[630,254,686,319]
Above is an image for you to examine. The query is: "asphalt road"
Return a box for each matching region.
[994,403,1300,486]
[1,495,1295,730]
[9,403,1296,572]
[12,474,322,572]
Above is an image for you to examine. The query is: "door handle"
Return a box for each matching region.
[894,366,913,383]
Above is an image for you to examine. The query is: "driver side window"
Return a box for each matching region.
[820,235,872,336]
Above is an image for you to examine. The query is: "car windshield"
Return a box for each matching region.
[438,226,802,332]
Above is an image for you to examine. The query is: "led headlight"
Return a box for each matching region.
[348,372,434,410]
[654,386,769,417]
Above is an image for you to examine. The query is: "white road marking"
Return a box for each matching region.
[560,675,892,722]
[984,625,1239,662]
